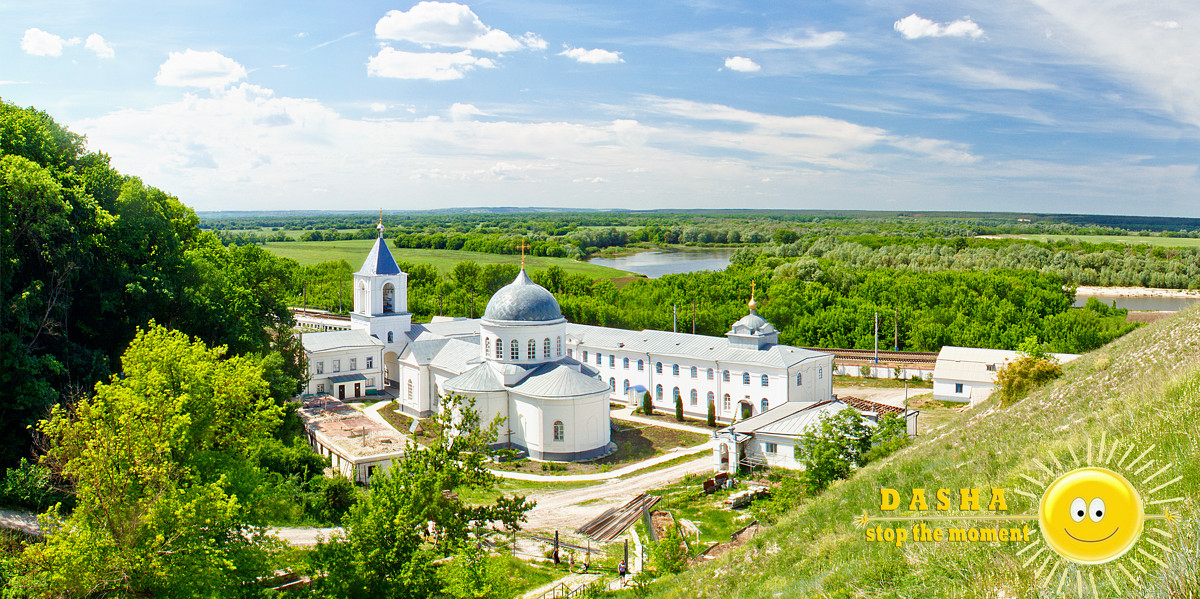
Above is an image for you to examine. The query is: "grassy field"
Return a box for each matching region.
[264,239,633,279]
[647,305,1200,598]
[1006,233,1200,248]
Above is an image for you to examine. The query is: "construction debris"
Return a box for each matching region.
[576,493,660,542]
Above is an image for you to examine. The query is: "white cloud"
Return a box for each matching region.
[21,28,79,57]
[724,56,760,72]
[85,33,114,58]
[1152,20,1181,30]
[369,102,388,112]
[448,102,483,121]
[559,47,623,64]
[374,2,542,52]
[953,66,1056,91]
[367,48,495,80]
[650,28,844,52]
[894,14,984,40]
[155,49,247,88]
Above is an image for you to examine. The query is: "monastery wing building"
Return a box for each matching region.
[299,224,835,462]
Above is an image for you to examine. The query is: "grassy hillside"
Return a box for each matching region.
[651,306,1200,598]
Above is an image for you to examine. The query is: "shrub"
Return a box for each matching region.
[649,526,688,575]
[860,364,872,378]
[642,392,653,417]
[863,413,910,464]
[994,356,1062,405]
[0,459,69,511]
[674,395,684,421]
[795,407,872,495]
[706,401,716,427]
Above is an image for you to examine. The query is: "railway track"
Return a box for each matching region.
[805,347,938,366]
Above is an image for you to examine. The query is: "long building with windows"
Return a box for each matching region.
[300,223,834,461]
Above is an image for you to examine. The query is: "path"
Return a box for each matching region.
[0,509,40,536]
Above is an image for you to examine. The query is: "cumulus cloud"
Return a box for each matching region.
[448,102,483,121]
[894,14,984,39]
[559,46,623,64]
[724,56,761,72]
[369,102,388,112]
[375,1,542,52]
[21,28,78,57]
[85,33,114,58]
[155,49,247,88]
[1152,20,1181,30]
[367,48,495,80]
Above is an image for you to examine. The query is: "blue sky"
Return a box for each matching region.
[4,1,1200,216]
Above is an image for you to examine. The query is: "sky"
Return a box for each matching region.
[3,0,1200,216]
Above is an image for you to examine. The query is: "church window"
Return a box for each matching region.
[366,356,373,369]
[316,383,324,393]
[742,372,750,385]
[707,368,714,380]
[796,372,802,386]
[496,339,502,358]
[623,380,630,392]
[556,336,562,356]
[690,389,698,406]
[511,340,519,360]
[553,420,565,442]
[690,366,698,379]
[623,357,630,369]
[382,283,395,314]
[567,349,573,358]
[723,370,730,382]
[707,391,714,406]
[583,351,589,362]
[407,380,413,401]
[485,338,490,355]
[672,364,679,376]
[723,393,731,411]
[609,377,616,391]
[672,387,680,402]
[609,355,615,367]
[528,339,537,359]
[332,360,341,373]
[596,353,602,365]
[544,338,551,358]
[761,374,769,387]
[316,361,324,374]
[349,358,357,371]
[638,360,644,371]
[387,331,393,343]
[761,398,769,413]
[819,368,823,379]
[655,385,663,402]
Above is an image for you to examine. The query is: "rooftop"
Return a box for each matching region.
[297,397,407,460]
[302,329,384,353]
[565,324,828,369]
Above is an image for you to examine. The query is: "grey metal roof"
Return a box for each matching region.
[730,311,775,335]
[327,373,369,383]
[405,338,449,363]
[482,268,564,323]
[303,329,383,353]
[412,318,482,340]
[429,339,483,373]
[716,400,866,439]
[444,363,507,393]
[564,324,828,369]
[512,361,610,398]
[357,236,403,276]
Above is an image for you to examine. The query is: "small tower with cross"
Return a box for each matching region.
[349,209,411,346]
[725,280,778,350]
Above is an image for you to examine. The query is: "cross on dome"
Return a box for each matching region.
[516,240,532,268]
[376,209,385,237]
[748,281,758,312]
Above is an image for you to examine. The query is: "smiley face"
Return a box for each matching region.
[1039,467,1144,565]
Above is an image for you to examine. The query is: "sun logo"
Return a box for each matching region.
[1014,432,1182,595]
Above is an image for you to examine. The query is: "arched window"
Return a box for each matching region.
[485,338,490,356]
[609,377,616,391]
[556,336,562,356]
[672,387,680,402]
[761,374,769,387]
[495,338,502,358]
[553,420,564,441]
[407,380,413,401]
[656,362,663,374]
[382,283,395,314]
[690,366,698,379]
[638,360,644,371]
[723,370,730,382]
[723,393,731,411]
[690,389,698,405]
[707,368,714,380]
[819,368,823,379]
[609,355,615,367]
[583,351,589,362]
[510,340,519,360]
[544,338,551,359]
[655,384,663,402]
[761,398,769,413]
[529,339,536,359]
[742,372,750,385]
[623,379,630,392]
[707,391,715,406]
[623,357,630,369]
[672,364,679,376]
[796,372,802,385]
[387,331,393,343]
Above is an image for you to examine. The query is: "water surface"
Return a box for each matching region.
[588,248,735,278]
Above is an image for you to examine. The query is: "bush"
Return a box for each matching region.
[860,364,872,378]
[795,407,872,495]
[642,392,653,417]
[307,475,358,524]
[863,413,910,464]
[0,459,69,511]
[706,401,716,427]
[674,395,684,421]
[649,526,688,575]
[994,356,1062,405]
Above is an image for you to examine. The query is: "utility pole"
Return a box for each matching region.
[470,290,475,319]
[874,311,879,365]
[894,309,899,351]
[338,290,342,314]
[692,298,696,335]
[673,304,677,333]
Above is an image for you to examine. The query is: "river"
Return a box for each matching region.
[587,248,736,278]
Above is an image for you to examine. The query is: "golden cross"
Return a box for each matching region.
[516,240,532,267]
[750,281,756,301]
[378,208,383,227]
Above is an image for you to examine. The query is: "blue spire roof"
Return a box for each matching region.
[357,234,402,276]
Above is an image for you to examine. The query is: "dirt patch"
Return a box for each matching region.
[694,522,763,561]
[649,510,676,541]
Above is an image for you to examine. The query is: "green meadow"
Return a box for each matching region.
[1010,233,1200,248]
[264,240,634,279]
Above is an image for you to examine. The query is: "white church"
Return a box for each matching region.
[301,224,835,462]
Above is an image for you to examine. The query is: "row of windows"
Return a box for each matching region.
[314,356,375,374]
[485,336,563,360]
[314,377,376,393]
[578,348,824,387]
[647,384,771,413]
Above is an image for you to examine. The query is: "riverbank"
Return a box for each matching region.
[1075,285,1200,299]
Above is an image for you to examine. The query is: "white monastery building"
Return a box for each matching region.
[932,346,1080,404]
[300,224,835,462]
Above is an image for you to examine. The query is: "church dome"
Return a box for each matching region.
[483,268,563,322]
[732,312,775,335]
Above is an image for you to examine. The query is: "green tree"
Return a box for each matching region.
[438,547,504,599]
[312,394,533,598]
[795,407,872,494]
[863,413,910,464]
[643,391,654,416]
[649,526,688,575]
[706,400,716,427]
[9,324,284,598]
[674,394,684,421]
[994,355,1063,405]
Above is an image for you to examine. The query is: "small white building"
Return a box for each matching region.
[932,346,1080,404]
[303,329,385,400]
[297,397,406,484]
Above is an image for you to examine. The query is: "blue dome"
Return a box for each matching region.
[483,269,563,322]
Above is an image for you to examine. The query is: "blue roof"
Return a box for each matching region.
[358,236,403,276]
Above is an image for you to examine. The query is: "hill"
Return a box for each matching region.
[650,306,1200,597]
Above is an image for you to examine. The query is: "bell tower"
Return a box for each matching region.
[349,213,411,345]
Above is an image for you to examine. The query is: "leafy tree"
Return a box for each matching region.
[649,526,688,575]
[863,413,910,464]
[772,228,799,245]
[312,394,533,598]
[994,355,1063,405]
[438,547,504,599]
[9,324,284,598]
[795,407,872,494]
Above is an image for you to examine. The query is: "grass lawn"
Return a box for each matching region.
[492,423,708,477]
[621,407,721,430]
[264,239,632,279]
[831,374,932,389]
[1004,233,1200,248]
[905,392,968,435]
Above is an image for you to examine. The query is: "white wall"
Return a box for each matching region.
[932,379,994,403]
[307,346,384,398]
